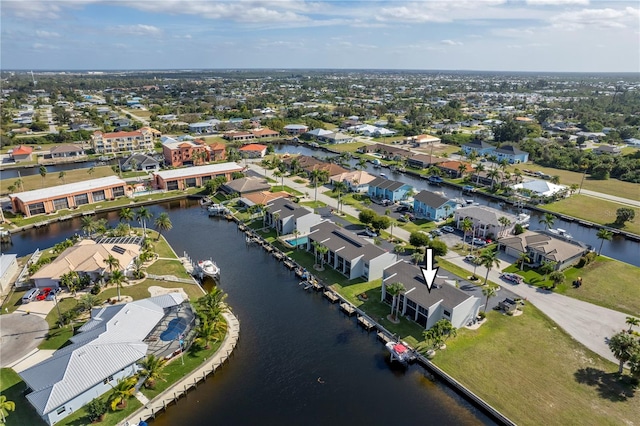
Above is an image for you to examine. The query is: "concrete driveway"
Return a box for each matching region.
[0,313,49,368]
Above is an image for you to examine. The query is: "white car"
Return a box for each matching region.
[442,226,455,233]
[364,228,378,237]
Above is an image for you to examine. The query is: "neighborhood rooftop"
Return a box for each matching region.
[153,162,243,180]
[9,176,126,203]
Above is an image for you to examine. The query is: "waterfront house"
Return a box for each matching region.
[305,128,333,140]
[512,179,567,198]
[120,153,160,172]
[0,254,19,295]
[251,128,279,139]
[406,154,445,169]
[162,137,210,167]
[461,139,495,157]
[264,198,322,235]
[494,145,529,164]
[284,124,309,135]
[10,176,127,218]
[381,261,481,329]
[9,145,33,162]
[282,155,348,177]
[19,293,191,426]
[221,176,270,196]
[188,119,220,134]
[367,177,413,203]
[239,143,268,158]
[436,160,473,178]
[454,205,518,238]
[498,230,589,271]
[305,221,396,281]
[330,170,376,193]
[413,190,458,221]
[407,134,441,147]
[153,162,244,191]
[209,143,227,161]
[359,143,412,162]
[323,132,354,144]
[223,131,255,142]
[49,144,86,159]
[30,238,142,288]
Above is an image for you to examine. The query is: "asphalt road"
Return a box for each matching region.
[0,312,49,367]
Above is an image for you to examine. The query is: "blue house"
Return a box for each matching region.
[461,139,495,157]
[413,190,458,221]
[367,177,413,203]
[494,145,529,164]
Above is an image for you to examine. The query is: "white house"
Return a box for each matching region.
[0,253,19,294]
[454,205,518,238]
[512,179,567,198]
[264,198,323,235]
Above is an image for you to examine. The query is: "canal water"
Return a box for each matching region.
[7,200,495,425]
[273,145,640,266]
[0,159,119,179]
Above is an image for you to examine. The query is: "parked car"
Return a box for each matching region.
[364,228,379,237]
[46,287,62,301]
[396,205,410,213]
[22,288,40,304]
[36,287,52,301]
[398,215,409,223]
[464,254,478,263]
[430,229,443,237]
[465,236,487,247]
[462,185,476,192]
[442,225,455,233]
[500,273,523,284]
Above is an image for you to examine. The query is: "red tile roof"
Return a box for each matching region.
[12,145,33,155]
[239,144,268,152]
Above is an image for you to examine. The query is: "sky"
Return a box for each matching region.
[1,0,639,72]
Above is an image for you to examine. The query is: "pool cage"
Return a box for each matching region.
[144,301,197,360]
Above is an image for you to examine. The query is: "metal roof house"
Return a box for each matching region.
[19,294,190,426]
[381,261,481,329]
[367,177,413,203]
[413,190,458,221]
[305,221,396,281]
[454,205,518,238]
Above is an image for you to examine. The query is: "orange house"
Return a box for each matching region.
[162,139,211,167]
[10,176,127,217]
[209,143,227,161]
[153,162,244,191]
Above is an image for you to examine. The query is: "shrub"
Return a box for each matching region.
[409,231,430,248]
[86,398,107,422]
[514,223,525,235]
[90,283,101,295]
[428,239,448,256]
[478,311,486,320]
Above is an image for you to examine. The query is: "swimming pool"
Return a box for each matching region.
[285,236,308,247]
[160,318,188,342]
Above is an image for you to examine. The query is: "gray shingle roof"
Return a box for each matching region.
[309,221,387,262]
[368,177,407,192]
[414,190,450,208]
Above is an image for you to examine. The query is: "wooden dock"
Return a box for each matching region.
[310,280,323,291]
[377,331,392,343]
[340,302,356,316]
[323,291,339,303]
[357,315,375,331]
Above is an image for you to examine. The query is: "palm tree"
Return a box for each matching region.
[550,175,560,184]
[310,169,322,201]
[498,216,512,237]
[549,271,565,289]
[474,163,485,185]
[513,168,523,183]
[479,249,500,285]
[39,165,47,187]
[316,244,329,269]
[518,252,531,271]
[109,269,126,302]
[394,244,405,261]
[88,166,95,177]
[569,183,579,195]
[7,184,16,193]
[114,222,129,237]
[138,354,167,389]
[596,228,613,256]
[78,293,100,312]
[81,215,98,237]
[154,212,173,241]
[333,181,347,213]
[411,250,424,265]
[14,178,24,192]
[539,260,556,282]
[195,318,220,350]
[0,395,16,423]
[626,316,640,333]
[135,206,153,236]
[273,169,284,189]
[108,377,137,411]
[482,284,498,313]
[272,212,281,236]
[487,168,500,190]
[457,163,467,178]
[538,213,555,230]
[105,254,121,273]
[608,331,640,374]
[119,207,134,231]
[461,218,473,250]
[58,170,66,184]
[386,282,406,321]
[197,287,227,321]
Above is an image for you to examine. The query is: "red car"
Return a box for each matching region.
[36,287,52,301]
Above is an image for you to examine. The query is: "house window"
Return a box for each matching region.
[57,406,66,415]
[103,375,114,385]
[112,186,125,197]
[185,177,197,188]
[201,175,212,183]
[166,180,179,190]
[73,194,89,206]
[53,198,69,211]
[28,202,46,215]
[92,190,105,202]
[443,310,451,317]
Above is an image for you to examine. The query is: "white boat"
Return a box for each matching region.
[197,260,220,278]
[385,341,413,364]
[516,213,531,228]
[549,228,573,239]
[207,204,229,216]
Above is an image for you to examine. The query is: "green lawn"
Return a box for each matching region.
[0,165,115,195]
[147,232,178,258]
[39,296,79,350]
[544,195,640,235]
[0,368,46,426]
[270,185,303,196]
[507,164,640,201]
[56,393,142,426]
[100,279,205,302]
[325,142,366,153]
[146,259,191,279]
[433,306,639,426]
[503,255,640,316]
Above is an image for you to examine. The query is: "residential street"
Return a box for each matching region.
[247,162,628,364]
[579,189,640,207]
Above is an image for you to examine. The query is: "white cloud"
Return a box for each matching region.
[441,39,463,46]
[110,24,162,36]
[550,7,639,29]
[35,30,60,38]
[527,0,589,5]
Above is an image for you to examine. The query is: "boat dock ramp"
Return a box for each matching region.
[358,315,375,330]
[340,302,356,316]
[323,290,340,303]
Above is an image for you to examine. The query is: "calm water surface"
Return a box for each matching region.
[7,201,494,425]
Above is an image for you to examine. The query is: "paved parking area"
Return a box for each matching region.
[0,313,49,367]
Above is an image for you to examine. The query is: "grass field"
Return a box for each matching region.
[325,142,366,152]
[0,368,47,426]
[508,164,640,201]
[100,278,205,302]
[433,306,639,426]
[0,165,115,195]
[544,195,640,235]
[146,259,192,279]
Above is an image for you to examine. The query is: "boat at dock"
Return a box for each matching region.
[549,228,573,239]
[516,213,530,228]
[208,204,230,216]
[386,341,414,364]
[197,259,220,278]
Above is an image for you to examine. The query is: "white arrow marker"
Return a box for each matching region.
[420,248,439,293]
